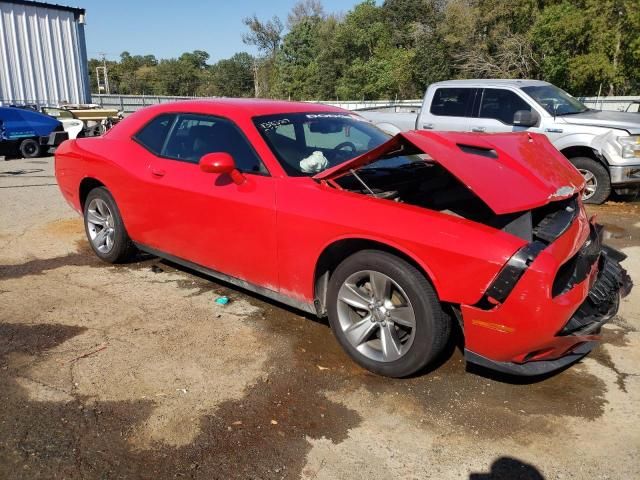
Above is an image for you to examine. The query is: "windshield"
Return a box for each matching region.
[253,112,417,176]
[521,85,589,116]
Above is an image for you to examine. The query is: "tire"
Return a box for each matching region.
[83,187,136,263]
[570,156,611,204]
[327,250,451,378]
[19,138,42,158]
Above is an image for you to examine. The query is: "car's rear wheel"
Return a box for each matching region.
[327,250,451,377]
[571,156,611,204]
[19,138,41,158]
[83,187,135,263]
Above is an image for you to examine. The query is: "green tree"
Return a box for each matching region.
[88,0,640,100]
[242,14,284,96]
[210,52,255,97]
[531,0,638,95]
[287,0,325,28]
[382,0,452,91]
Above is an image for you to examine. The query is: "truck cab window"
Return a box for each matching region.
[479,89,531,125]
[430,88,475,117]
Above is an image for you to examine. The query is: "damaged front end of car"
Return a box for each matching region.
[315,130,633,376]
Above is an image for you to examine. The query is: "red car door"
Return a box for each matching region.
[133,113,278,290]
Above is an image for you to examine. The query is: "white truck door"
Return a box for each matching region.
[470,88,538,134]
[418,87,477,132]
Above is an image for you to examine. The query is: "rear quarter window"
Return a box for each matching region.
[134,114,177,155]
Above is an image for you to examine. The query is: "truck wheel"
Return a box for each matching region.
[327,250,451,378]
[571,157,611,204]
[19,138,42,159]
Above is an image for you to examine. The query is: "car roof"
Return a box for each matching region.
[0,106,49,117]
[429,79,552,89]
[107,98,353,140]
[136,98,346,117]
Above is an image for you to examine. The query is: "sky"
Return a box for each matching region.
[78,0,366,63]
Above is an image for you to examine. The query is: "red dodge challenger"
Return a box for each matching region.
[55,99,632,377]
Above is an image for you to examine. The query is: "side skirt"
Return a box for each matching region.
[134,243,318,316]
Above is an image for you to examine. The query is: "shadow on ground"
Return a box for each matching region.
[469,457,545,480]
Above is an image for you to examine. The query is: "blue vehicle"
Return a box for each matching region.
[0,106,68,158]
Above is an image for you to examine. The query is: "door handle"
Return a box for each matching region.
[150,168,166,178]
[422,123,434,129]
[471,127,486,132]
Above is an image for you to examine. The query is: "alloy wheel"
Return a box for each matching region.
[86,198,116,254]
[578,168,597,201]
[336,270,417,362]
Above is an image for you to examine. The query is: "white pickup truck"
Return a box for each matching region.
[360,79,640,203]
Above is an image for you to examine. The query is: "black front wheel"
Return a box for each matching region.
[327,250,451,378]
[571,157,611,204]
[19,138,42,159]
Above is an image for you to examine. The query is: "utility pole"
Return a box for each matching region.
[96,53,110,94]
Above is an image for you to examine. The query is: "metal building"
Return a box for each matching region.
[0,0,90,106]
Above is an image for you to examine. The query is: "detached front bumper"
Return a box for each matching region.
[462,214,632,376]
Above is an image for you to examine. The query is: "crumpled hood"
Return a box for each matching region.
[560,109,640,134]
[314,130,585,215]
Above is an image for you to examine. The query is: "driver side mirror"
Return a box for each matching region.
[513,110,539,127]
[199,152,245,185]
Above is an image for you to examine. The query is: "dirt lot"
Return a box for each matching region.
[1,156,639,480]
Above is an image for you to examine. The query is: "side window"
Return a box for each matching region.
[479,89,532,125]
[134,114,177,155]
[430,88,475,117]
[161,114,267,174]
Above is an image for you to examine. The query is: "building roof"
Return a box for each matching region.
[3,1,85,18]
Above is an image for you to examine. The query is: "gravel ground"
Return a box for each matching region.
[1,156,639,480]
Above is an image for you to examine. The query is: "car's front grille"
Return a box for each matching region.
[552,224,602,297]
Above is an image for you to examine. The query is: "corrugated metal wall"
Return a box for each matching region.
[0,1,90,106]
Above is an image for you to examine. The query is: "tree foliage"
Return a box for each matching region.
[89,0,640,100]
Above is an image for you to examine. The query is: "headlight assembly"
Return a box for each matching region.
[618,135,640,158]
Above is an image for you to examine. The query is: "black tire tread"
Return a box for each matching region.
[19,138,41,159]
[570,156,611,205]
